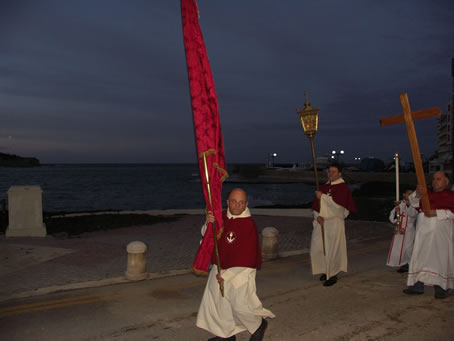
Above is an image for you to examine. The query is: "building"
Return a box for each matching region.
[429,58,454,174]
[430,99,453,173]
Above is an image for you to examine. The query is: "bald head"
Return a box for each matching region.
[227,188,248,215]
[432,171,450,192]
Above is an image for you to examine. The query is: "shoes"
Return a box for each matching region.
[319,274,327,281]
[323,276,337,287]
[402,288,423,295]
[397,266,408,273]
[208,336,236,341]
[250,318,268,341]
[434,292,448,299]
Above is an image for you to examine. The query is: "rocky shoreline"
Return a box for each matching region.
[0,152,40,167]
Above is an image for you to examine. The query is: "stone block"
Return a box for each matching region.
[6,185,46,237]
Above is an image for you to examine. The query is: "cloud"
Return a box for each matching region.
[0,0,453,163]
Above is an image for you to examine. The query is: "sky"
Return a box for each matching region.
[1,0,453,165]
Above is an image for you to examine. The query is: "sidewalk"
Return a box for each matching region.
[0,209,392,302]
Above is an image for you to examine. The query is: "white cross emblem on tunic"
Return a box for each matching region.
[226,231,236,244]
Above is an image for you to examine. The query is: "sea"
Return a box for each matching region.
[0,164,316,213]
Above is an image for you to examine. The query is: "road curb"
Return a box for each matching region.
[0,269,192,303]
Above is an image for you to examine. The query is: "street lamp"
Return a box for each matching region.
[297,92,320,189]
[331,150,345,161]
[268,153,277,167]
[267,152,278,168]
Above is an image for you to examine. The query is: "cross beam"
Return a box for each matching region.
[379,93,441,213]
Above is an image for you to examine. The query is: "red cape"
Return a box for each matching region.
[312,181,357,213]
[211,211,262,270]
[419,189,454,213]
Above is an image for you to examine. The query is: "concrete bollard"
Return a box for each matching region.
[125,241,148,281]
[262,226,279,260]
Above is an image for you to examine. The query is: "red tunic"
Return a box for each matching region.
[312,181,357,213]
[418,189,454,213]
[211,211,262,270]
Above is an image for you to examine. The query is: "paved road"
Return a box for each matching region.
[0,212,390,301]
[1,236,453,341]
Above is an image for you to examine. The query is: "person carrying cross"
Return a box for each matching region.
[403,171,454,299]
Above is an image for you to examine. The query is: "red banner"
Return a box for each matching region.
[181,0,228,274]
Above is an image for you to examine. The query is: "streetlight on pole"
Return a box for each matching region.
[331,150,345,161]
[267,152,278,168]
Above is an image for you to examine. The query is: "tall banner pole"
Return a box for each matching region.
[202,153,224,296]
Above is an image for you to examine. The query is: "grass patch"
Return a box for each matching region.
[0,212,182,237]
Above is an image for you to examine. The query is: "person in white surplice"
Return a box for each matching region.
[386,189,418,273]
[403,171,454,299]
[311,164,356,287]
[196,188,275,341]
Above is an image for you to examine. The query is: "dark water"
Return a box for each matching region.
[0,164,315,212]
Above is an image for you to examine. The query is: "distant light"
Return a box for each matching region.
[340,150,345,154]
[331,156,335,159]
[332,150,336,154]
[272,153,277,157]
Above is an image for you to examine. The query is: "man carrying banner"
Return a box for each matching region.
[404,171,454,299]
[311,164,356,287]
[196,188,275,341]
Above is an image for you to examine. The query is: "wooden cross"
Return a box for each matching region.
[379,93,441,213]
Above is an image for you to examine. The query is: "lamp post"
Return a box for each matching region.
[267,152,278,168]
[331,150,345,161]
[297,92,320,189]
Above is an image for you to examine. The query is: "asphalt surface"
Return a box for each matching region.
[0,209,393,302]
[1,210,453,340]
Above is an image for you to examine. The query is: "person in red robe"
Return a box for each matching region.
[404,171,454,299]
[311,164,356,286]
[196,188,274,341]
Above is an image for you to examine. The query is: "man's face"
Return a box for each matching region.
[328,167,342,182]
[432,172,449,192]
[227,189,248,216]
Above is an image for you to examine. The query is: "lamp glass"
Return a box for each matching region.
[299,112,318,136]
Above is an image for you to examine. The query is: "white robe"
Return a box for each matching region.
[196,208,275,338]
[310,178,349,279]
[386,201,418,267]
[407,192,454,290]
